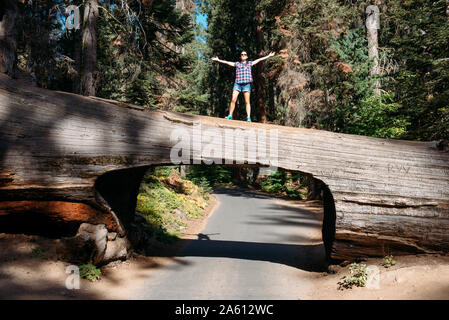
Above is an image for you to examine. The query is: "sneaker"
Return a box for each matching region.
[225,115,232,120]
[246,117,252,122]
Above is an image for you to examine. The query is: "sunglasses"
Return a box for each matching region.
[241,53,247,56]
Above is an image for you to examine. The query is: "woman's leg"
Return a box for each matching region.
[229,90,240,116]
[243,91,251,118]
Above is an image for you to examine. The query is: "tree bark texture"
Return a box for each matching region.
[255,10,267,123]
[0,0,18,77]
[366,5,381,95]
[81,0,98,96]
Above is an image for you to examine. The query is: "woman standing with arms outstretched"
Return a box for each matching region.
[212,51,275,122]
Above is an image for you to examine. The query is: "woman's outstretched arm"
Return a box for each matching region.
[211,57,235,67]
[252,52,276,66]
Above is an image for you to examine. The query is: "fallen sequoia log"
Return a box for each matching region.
[0,74,448,261]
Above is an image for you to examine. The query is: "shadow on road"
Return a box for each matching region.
[140,187,328,274]
[213,187,274,199]
[141,187,328,273]
[148,238,327,272]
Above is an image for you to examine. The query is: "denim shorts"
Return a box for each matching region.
[233,82,251,92]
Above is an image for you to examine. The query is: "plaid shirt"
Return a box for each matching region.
[235,61,253,84]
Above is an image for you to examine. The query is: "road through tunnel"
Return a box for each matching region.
[109,164,337,270]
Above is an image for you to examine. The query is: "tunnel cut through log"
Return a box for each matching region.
[94,166,149,232]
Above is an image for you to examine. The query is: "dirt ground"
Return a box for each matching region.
[273,197,449,300]
[309,254,449,300]
[0,195,220,300]
[0,194,448,300]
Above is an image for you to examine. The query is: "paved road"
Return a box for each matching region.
[133,187,326,300]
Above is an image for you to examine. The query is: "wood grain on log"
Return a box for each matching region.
[0,74,448,260]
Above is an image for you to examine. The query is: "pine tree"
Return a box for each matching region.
[381,0,449,140]
[95,0,195,107]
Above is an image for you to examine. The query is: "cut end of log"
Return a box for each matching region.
[0,200,122,236]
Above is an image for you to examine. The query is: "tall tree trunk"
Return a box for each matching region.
[0,0,18,77]
[73,29,82,94]
[447,0,449,19]
[251,167,260,186]
[81,0,98,96]
[366,4,380,95]
[71,0,83,94]
[255,9,267,123]
[306,174,323,200]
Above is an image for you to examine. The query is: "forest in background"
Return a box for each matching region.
[1,0,448,142]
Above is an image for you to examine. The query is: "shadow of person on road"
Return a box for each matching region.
[197,233,220,240]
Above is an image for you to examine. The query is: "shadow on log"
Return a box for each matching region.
[322,185,336,260]
[94,166,149,233]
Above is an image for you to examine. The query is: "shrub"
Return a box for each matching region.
[79,263,102,282]
[382,255,397,268]
[186,165,233,187]
[136,166,212,244]
[260,170,303,199]
[196,176,213,194]
[261,170,287,193]
[339,263,368,289]
[154,166,179,177]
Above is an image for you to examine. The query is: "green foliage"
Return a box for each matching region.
[186,165,233,187]
[281,0,359,130]
[261,170,287,193]
[304,27,409,139]
[138,179,183,215]
[137,166,212,244]
[79,263,102,282]
[136,191,181,243]
[19,0,196,107]
[266,0,447,142]
[96,0,195,107]
[172,38,211,114]
[382,255,397,268]
[380,0,449,140]
[340,263,368,289]
[260,170,303,199]
[16,0,73,90]
[154,166,179,177]
[335,92,409,139]
[137,192,181,243]
[196,176,213,195]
